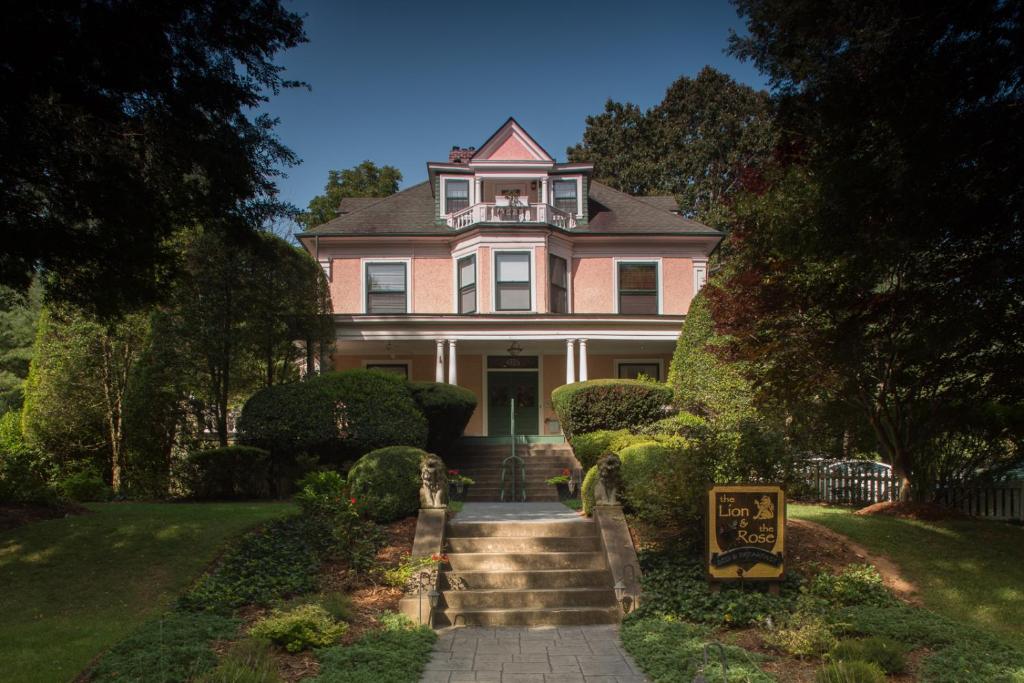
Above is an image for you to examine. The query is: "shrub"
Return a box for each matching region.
[194,639,282,683]
[581,465,598,516]
[804,564,894,608]
[636,411,708,437]
[763,611,838,657]
[551,379,672,439]
[815,660,886,683]
[58,465,111,502]
[293,470,383,573]
[238,370,428,472]
[320,592,355,622]
[187,446,272,500]
[832,637,907,674]
[408,382,476,455]
[250,604,346,653]
[569,429,630,470]
[347,446,427,522]
[294,470,348,518]
[89,611,239,682]
[312,614,437,683]
[618,440,714,532]
[0,412,58,504]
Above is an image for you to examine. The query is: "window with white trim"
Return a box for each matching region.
[618,262,658,314]
[365,262,407,314]
[549,254,568,313]
[458,254,476,314]
[617,362,661,381]
[494,252,531,311]
[366,363,410,379]
[445,179,470,214]
[552,179,577,214]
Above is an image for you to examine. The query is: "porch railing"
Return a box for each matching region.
[500,398,526,502]
[446,202,577,230]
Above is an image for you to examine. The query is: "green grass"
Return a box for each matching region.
[0,501,294,682]
[789,503,1024,647]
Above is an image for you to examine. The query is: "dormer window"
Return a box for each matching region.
[445,179,470,214]
[553,179,578,215]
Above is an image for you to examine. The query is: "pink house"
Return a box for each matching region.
[298,119,721,438]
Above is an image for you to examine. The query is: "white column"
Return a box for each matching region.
[565,338,576,384]
[447,339,458,385]
[474,177,483,204]
[435,340,445,383]
[578,338,588,382]
[541,177,549,205]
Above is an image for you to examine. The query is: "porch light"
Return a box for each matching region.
[507,341,523,357]
[428,587,441,609]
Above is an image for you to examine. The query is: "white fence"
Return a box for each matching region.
[936,483,1024,521]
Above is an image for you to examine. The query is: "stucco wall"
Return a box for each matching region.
[477,246,492,314]
[458,354,484,436]
[413,257,452,314]
[329,258,362,314]
[571,257,613,313]
[663,257,694,315]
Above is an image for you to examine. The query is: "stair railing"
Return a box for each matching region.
[500,398,526,502]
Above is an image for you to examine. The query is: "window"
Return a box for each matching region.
[552,179,577,214]
[549,255,568,313]
[365,262,407,314]
[495,252,531,311]
[458,254,476,314]
[618,262,658,314]
[617,362,661,381]
[445,179,470,214]
[366,363,409,379]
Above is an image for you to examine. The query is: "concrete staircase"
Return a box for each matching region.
[445,442,578,502]
[434,516,619,627]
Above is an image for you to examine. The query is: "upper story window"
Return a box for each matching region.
[445,179,470,214]
[366,262,407,314]
[495,252,531,311]
[550,255,568,313]
[618,261,658,314]
[553,179,578,215]
[458,254,476,314]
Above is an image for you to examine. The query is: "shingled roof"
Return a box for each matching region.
[299,180,720,237]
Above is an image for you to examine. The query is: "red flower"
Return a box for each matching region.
[562,468,570,476]
[448,469,459,475]
[349,498,356,505]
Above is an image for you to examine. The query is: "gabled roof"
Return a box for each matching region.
[470,117,554,163]
[635,195,680,213]
[298,180,721,237]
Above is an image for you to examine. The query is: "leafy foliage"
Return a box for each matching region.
[0,282,41,413]
[618,440,714,532]
[581,465,598,516]
[293,470,383,573]
[347,446,426,523]
[194,639,282,683]
[0,410,58,504]
[762,611,837,657]
[296,162,403,231]
[551,379,672,439]
[88,611,239,683]
[312,614,436,683]
[407,382,477,456]
[635,411,708,437]
[57,465,111,502]
[186,446,272,500]
[249,604,346,653]
[569,429,632,470]
[815,660,886,683]
[803,564,894,609]
[832,637,907,675]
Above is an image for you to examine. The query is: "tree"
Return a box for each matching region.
[296,161,403,230]
[567,66,775,230]
[710,0,1024,498]
[0,1,306,317]
[0,282,42,413]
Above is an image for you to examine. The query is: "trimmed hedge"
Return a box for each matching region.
[238,370,428,473]
[569,429,657,470]
[408,382,477,455]
[347,446,428,522]
[551,379,673,439]
[581,465,598,516]
[187,446,272,499]
[618,439,714,532]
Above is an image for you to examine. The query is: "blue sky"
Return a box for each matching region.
[262,0,766,214]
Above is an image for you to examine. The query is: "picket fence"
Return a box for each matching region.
[936,483,1024,522]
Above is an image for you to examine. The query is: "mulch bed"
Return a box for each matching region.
[854,500,966,521]
[0,502,89,532]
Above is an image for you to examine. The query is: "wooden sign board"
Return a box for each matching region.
[707,484,785,582]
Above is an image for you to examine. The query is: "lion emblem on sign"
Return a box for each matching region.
[753,494,774,520]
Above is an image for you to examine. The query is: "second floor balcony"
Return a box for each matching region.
[446,199,578,230]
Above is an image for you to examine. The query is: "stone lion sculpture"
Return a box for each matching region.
[419,453,448,509]
[594,452,622,506]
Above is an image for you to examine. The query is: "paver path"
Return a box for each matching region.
[422,625,649,683]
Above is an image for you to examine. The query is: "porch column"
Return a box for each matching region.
[541,177,549,204]
[447,339,458,385]
[565,338,576,384]
[435,340,445,383]
[578,338,589,382]
[474,177,483,205]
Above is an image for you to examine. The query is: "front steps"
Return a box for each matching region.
[435,514,619,627]
[445,443,579,502]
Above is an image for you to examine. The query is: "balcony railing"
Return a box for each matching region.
[446,202,577,230]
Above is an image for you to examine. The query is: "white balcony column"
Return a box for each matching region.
[435,340,445,383]
[565,338,576,384]
[541,177,549,205]
[447,339,458,385]
[474,177,483,205]
[578,338,589,382]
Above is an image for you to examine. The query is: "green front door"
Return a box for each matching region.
[487,370,539,436]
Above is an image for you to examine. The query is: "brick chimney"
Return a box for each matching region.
[448,146,476,163]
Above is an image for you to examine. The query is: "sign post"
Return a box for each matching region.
[706,484,786,592]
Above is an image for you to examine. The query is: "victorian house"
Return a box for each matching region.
[298,118,721,438]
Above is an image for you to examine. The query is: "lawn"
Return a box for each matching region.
[789,503,1024,648]
[0,501,294,683]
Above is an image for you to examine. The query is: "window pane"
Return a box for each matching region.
[550,255,567,288]
[367,292,406,314]
[460,287,476,314]
[553,180,577,213]
[366,364,409,379]
[618,363,660,381]
[551,286,567,314]
[497,283,530,310]
[446,179,469,213]
[496,252,530,282]
[618,263,657,290]
[367,263,406,292]
[619,292,658,314]
[458,255,475,287]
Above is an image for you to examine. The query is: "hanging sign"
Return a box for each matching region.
[706,484,786,582]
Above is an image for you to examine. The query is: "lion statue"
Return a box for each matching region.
[594,452,622,506]
[419,453,448,509]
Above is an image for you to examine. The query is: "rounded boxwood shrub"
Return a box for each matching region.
[636,411,708,437]
[569,429,656,470]
[618,439,714,532]
[581,464,598,516]
[187,446,272,499]
[551,379,672,439]
[238,370,428,471]
[347,446,429,522]
[408,382,477,455]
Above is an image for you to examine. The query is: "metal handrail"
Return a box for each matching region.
[500,398,526,502]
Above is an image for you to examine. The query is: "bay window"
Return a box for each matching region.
[550,254,568,313]
[457,254,476,314]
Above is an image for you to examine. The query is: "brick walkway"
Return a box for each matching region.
[421,625,649,683]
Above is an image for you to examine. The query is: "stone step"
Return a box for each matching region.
[447,520,595,538]
[440,568,612,590]
[455,477,564,486]
[446,535,599,554]
[463,492,559,503]
[433,606,619,627]
[461,484,559,495]
[446,551,607,572]
[439,587,616,610]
